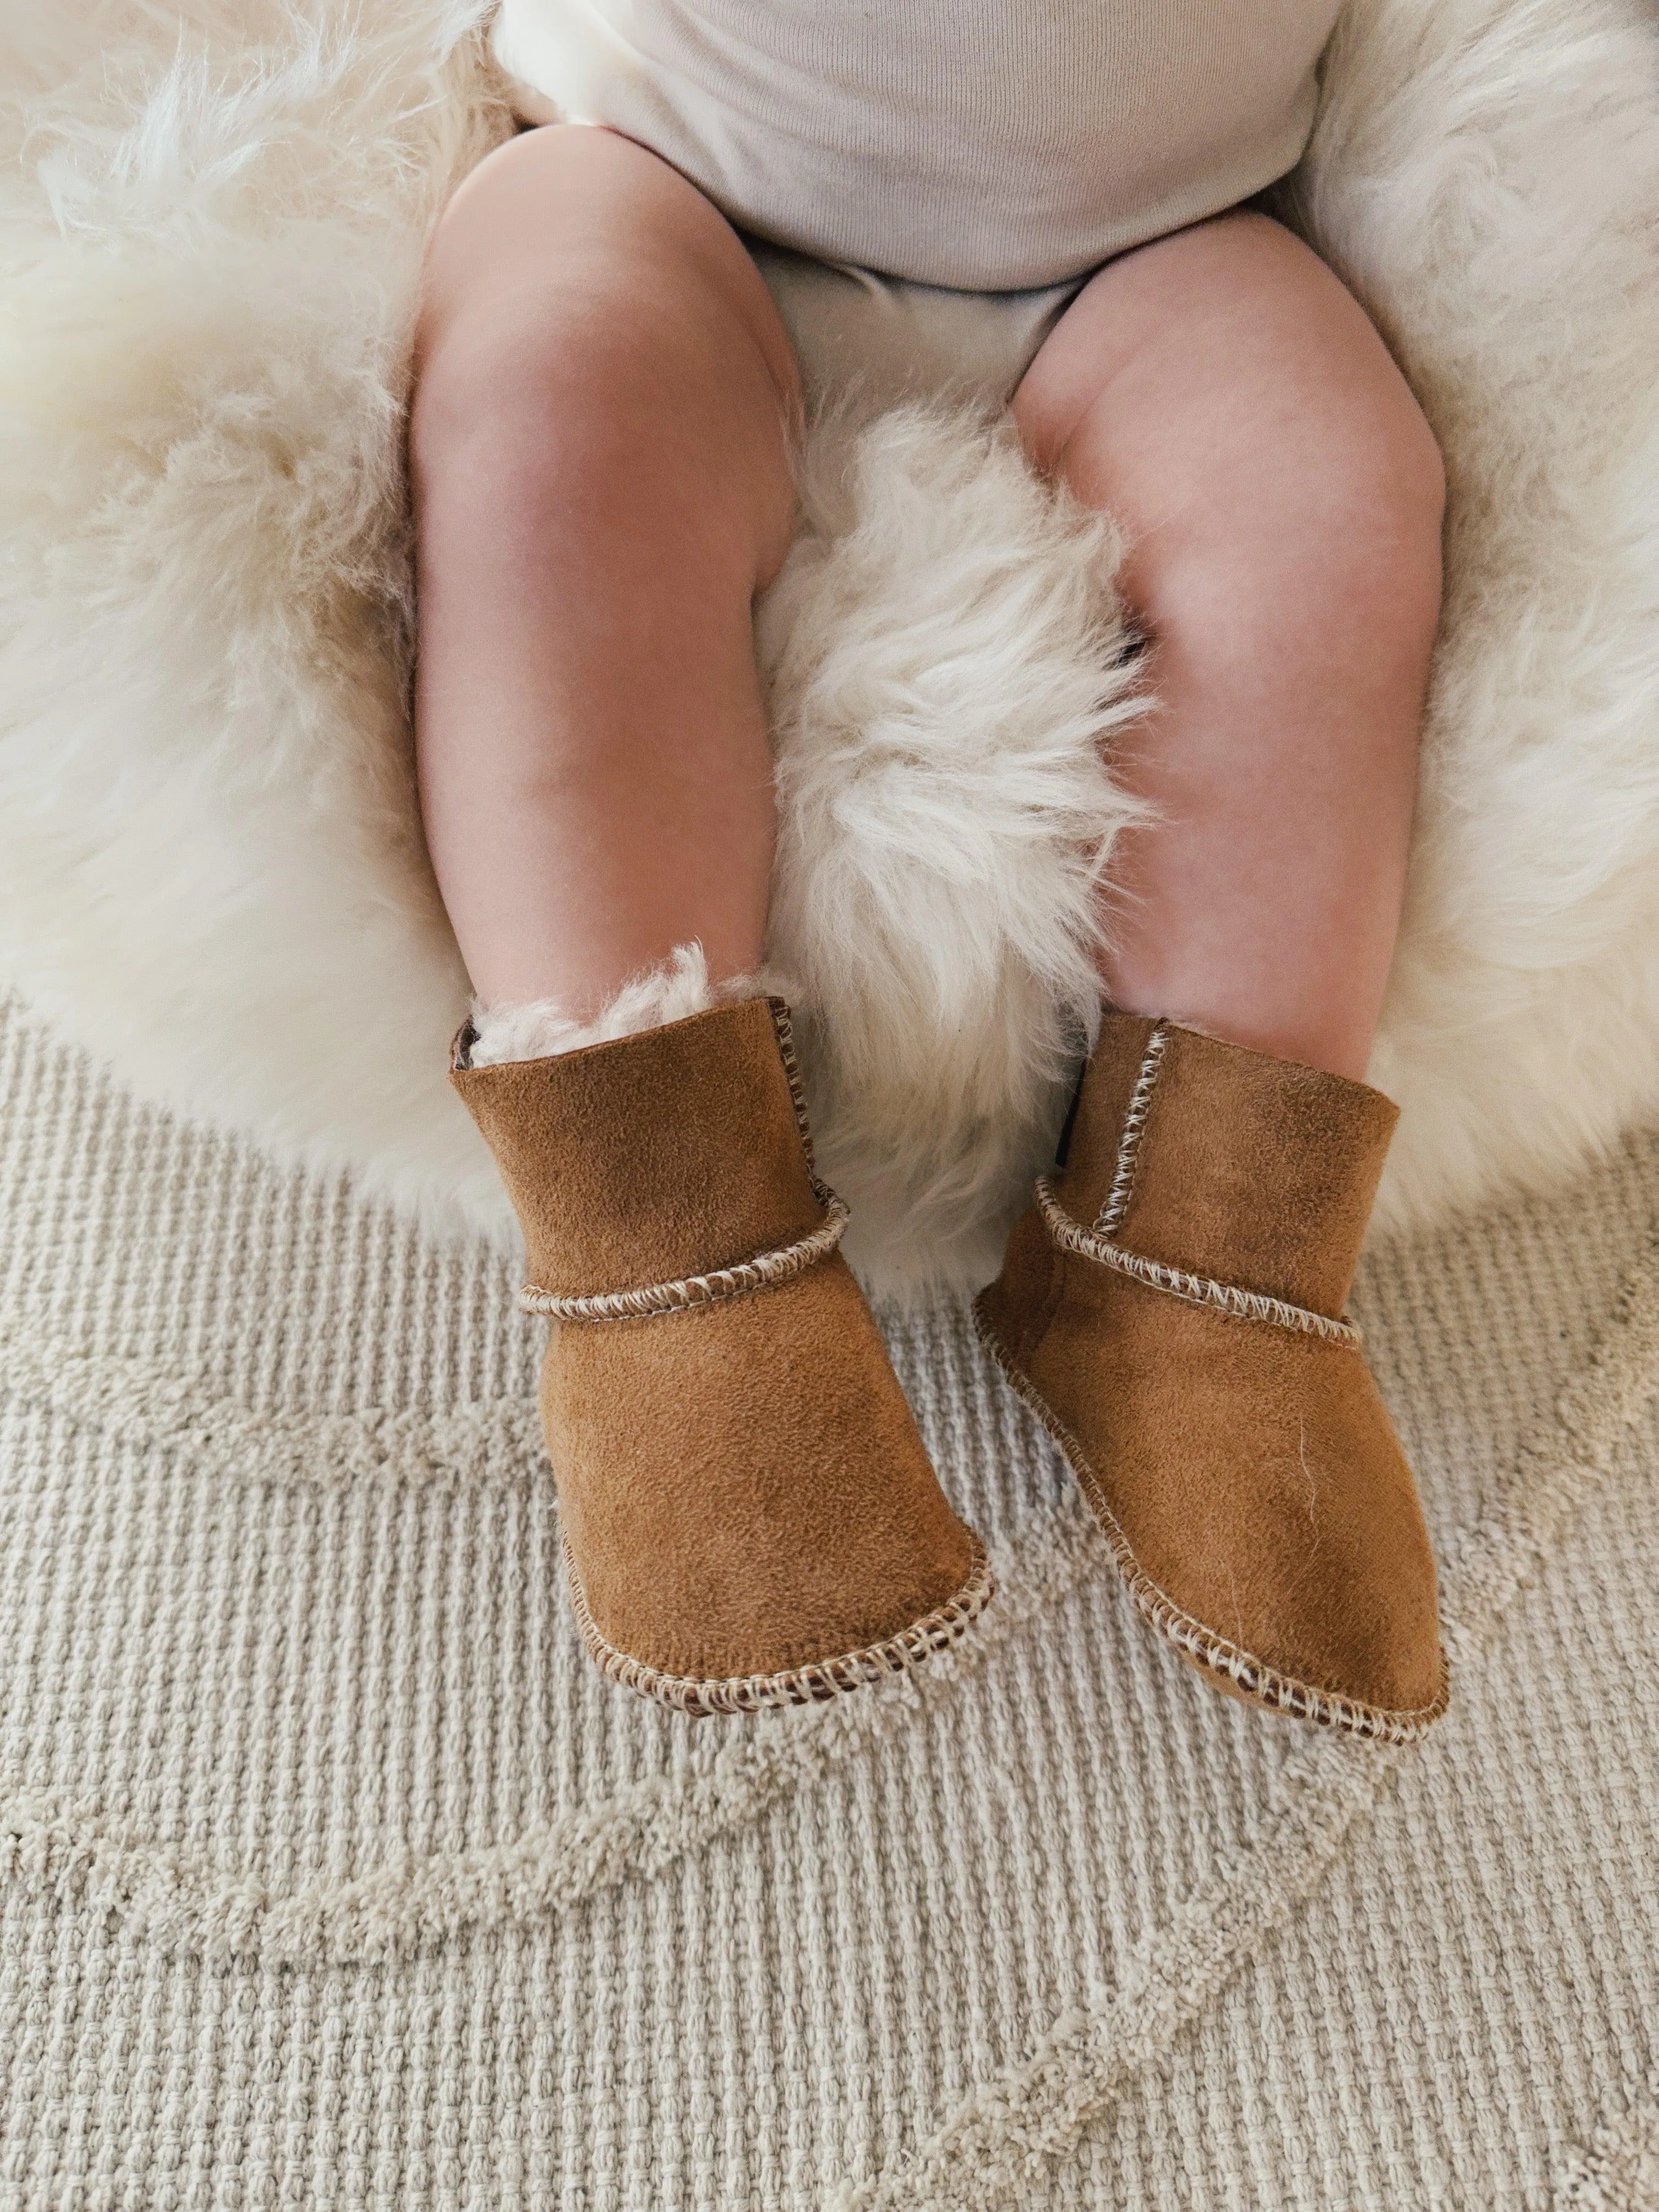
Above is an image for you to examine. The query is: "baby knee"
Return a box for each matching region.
[409,317,587,534]
[1363,381,1446,563]
[414,233,794,524]
[410,290,794,580]
[1124,383,1446,679]
[1345,393,1446,656]
[414,287,646,450]
[1237,373,1446,631]
[410,190,798,578]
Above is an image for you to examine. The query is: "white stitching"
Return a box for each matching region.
[1095,1020,1169,1237]
[562,1530,996,1715]
[971,1300,1447,1743]
[1036,1177,1361,1347]
[521,1194,850,1321]
[765,997,819,1181]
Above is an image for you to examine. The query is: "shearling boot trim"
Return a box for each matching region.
[972,1299,1449,1744]
[460,941,800,1070]
[563,1528,995,1717]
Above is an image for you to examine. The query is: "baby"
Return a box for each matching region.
[413,0,1449,1733]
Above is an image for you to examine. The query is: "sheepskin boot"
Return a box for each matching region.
[452,992,992,1713]
[975,1014,1448,1741]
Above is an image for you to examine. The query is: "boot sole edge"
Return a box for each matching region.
[563,1528,996,1717]
[970,1292,1450,1745]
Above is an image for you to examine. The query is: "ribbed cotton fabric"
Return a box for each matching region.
[492,0,1346,288]
[1,986,1656,2207]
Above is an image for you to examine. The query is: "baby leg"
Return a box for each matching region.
[411,125,800,1017]
[983,217,1450,1737]
[414,130,986,1711]
[1013,211,1444,1081]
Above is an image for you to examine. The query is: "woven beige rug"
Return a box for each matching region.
[1,988,1656,2210]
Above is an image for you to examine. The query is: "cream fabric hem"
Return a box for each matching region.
[743,235,1088,416]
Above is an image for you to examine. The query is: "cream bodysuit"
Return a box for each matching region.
[492,0,1346,403]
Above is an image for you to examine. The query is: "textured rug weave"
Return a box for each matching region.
[1,988,1656,2210]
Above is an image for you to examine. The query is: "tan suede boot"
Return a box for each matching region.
[975,1014,1447,1741]
[452,995,992,1713]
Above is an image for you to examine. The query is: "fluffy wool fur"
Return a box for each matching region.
[2,0,1658,1298]
[465,944,798,1069]
[760,408,1144,1286]
[1287,0,1659,1246]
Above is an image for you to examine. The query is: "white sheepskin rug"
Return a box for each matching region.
[3,0,1659,1300]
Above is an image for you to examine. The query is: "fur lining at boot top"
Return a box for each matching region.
[464,945,799,1070]
[4,0,1659,1301]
